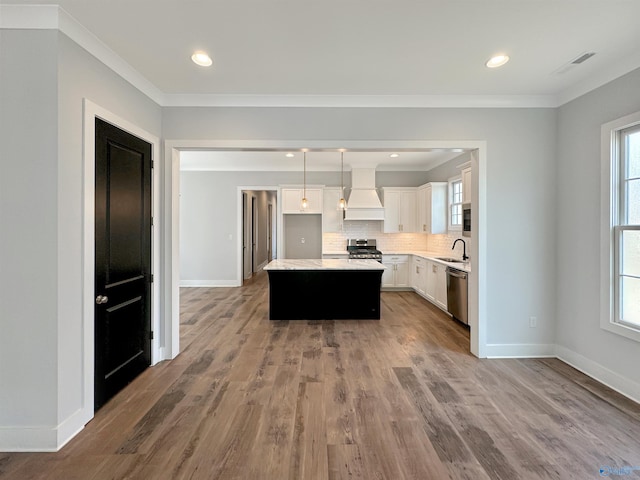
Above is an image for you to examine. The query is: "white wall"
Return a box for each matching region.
[0,29,162,451]
[556,67,640,396]
[166,106,558,352]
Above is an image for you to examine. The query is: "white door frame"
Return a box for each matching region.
[82,99,162,425]
[165,139,487,359]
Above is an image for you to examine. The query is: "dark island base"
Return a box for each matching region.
[266,269,383,320]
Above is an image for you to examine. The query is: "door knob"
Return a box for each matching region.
[95,295,109,304]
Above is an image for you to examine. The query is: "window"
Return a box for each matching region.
[601,112,640,341]
[449,177,462,231]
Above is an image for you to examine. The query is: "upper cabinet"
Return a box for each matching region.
[282,187,323,214]
[460,162,472,204]
[322,187,344,232]
[383,188,417,233]
[416,182,447,234]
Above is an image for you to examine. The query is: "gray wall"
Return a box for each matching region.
[178,170,432,284]
[0,29,60,429]
[0,29,162,448]
[167,106,558,350]
[556,67,640,387]
[283,215,322,259]
[427,151,472,182]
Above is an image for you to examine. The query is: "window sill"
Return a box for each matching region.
[600,318,640,343]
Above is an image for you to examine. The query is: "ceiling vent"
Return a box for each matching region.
[553,51,596,75]
[571,52,596,64]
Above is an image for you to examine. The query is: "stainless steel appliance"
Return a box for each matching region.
[462,202,471,237]
[347,238,382,262]
[446,266,468,325]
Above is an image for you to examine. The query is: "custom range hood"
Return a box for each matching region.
[344,168,385,221]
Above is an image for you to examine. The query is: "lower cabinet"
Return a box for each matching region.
[425,259,448,311]
[381,255,410,288]
[382,254,450,313]
[411,256,427,296]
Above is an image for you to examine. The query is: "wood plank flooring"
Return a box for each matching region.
[2,272,640,479]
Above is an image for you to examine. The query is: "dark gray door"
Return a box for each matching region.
[94,118,152,410]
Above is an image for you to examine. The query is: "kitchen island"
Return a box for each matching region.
[263,259,386,320]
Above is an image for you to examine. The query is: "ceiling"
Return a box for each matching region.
[179,149,467,172]
[5,0,640,107]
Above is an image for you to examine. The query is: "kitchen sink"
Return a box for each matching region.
[436,257,464,263]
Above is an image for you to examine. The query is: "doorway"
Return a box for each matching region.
[94,118,152,410]
[252,196,257,274]
[168,141,486,359]
[240,189,278,284]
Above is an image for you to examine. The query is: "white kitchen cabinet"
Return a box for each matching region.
[425,259,448,311]
[381,255,410,289]
[416,182,447,234]
[383,188,417,233]
[322,187,344,232]
[460,162,472,204]
[282,187,323,214]
[411,256,427,296]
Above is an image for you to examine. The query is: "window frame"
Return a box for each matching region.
[600,110,640,342]
[448,176,463,233]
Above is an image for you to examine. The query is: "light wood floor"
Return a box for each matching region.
[2,272,640,479]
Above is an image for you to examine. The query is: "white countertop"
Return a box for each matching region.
[321,250,471,272]
[264,259,386,271]
[408,251,470,272]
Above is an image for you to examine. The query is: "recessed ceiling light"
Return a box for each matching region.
[191,51,212,67]
[389,153,399,158]
[285,153,295,158]
[486,54,509,68]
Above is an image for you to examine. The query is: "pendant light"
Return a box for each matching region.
[301,150,308,209]
[338,151,347,210]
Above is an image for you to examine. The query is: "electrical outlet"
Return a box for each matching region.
[301,237,305,244]
[529,316,537,328]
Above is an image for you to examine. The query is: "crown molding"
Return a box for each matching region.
[161,93,558,108]
[0,4,165,105]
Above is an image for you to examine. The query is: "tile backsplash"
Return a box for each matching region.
[323,221,470,258]
[428,232,470,258]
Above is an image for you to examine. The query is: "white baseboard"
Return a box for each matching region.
[0,408,86,452]
[0,426,58,452]
[180,280,240,287]
[484,343,557,358]
[555,344,640,404]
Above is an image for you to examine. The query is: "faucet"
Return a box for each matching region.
[452,238,469,261]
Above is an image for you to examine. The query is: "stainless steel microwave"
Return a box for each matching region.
[462,202,471,237]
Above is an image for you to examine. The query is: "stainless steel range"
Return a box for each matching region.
[347,239,382,262]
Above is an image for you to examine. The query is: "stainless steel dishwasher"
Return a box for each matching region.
[446,267,468,325]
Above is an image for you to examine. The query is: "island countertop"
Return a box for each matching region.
[264,259,386,271]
